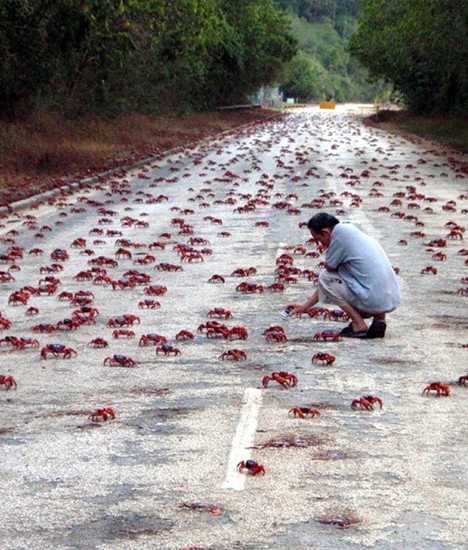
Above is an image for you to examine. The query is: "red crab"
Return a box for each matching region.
[176,330,194,341]
[432,252,447,261]
[111,279,135,291]
[88,338,108,348]
[208,308,232,320]
[115,248,132,260]
[237,460,265,476]
[50,249,69,261]
[312,331,342,342]
[8,291,29,306]
[181,252,204,263]
[0,336,39,350]
[32,323,57,333]
[0,317,12,330]
[144,285,167,296]
[41,344,77,360]
[149,241,166,250]
[236,282,264,293]
[29,248,44,256]
[425,239,447,248]
[0,271,15,283]
[265,330,288,343]
[156,345,181,356]
[232,267,257,277]
[351,395,383,410]
[206,325,230,339]
[40,265,63,275]
[311,353,336,365]
[263,326,286,337]
[107,315,140,328]
[422,382,450,397]
[112,329,135,339]
[228,326,248,340]
[208,274,225,284]
[139,334,167,347]
[219,349,247,361]
[155,263,182,272]
[0,375,17,390]
[288,407,320,418]
[447,229,464,240]
[458,375,468,385]
[421,266,437,275]
[89,407,116,422]
[104,355,137,368]
[57,318,82,331]
[267,283,285,292]
[262,372,297,389]
[133,254,156,265]
[71,238,86,248]
[138,299,161,309]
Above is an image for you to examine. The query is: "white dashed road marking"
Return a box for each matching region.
[222,388,263,490]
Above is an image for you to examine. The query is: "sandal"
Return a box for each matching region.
[339,323,354,336]
[366,320,387,339]
[342,329,368,339]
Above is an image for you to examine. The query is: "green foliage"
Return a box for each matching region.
[350,0,468,113]
[276,0,359,23]
[282,51,329,100]
[0,0,296,119]
[279,8,387,102]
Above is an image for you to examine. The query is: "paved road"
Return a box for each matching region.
[1,106,467,550]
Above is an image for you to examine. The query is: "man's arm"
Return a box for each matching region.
[325,228,346,271]
[287,289,319,316]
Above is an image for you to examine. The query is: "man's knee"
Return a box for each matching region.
[318,269,338,294]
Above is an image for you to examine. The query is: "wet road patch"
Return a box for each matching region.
[253,433,332,449]
[316,509,361,529]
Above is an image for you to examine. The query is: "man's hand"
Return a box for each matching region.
[286,290,320,317]
[286,303,308,317]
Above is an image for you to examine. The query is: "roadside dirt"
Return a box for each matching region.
[363,109,468,156]
[0,108,283,208]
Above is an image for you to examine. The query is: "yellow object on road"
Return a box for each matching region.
[320,101,336,109]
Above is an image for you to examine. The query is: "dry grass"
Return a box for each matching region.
[365,109,468,153]
[0,108,281,205]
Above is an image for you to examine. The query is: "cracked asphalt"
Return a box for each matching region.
[0,105,467,550]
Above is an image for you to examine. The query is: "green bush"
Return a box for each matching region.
[0,0,296,119]
[350,0,468,114]
[282,51,330,100]
[279,8,388,102]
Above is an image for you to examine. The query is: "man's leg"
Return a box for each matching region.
[356,310,386,322]
[364,312,388,339]
[337,301,368,333]
[318,271,368,333]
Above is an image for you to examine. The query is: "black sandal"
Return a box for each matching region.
[339,323,354,336]
[342,329,368,339]
[366,320,387,339]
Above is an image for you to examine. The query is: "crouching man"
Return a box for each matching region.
[288,213,401,339]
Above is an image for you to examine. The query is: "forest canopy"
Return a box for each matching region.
[350,0,468,113]
[277,0,387,103]
[0,0,296,119]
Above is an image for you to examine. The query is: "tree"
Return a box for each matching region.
[281,51,329,100]
[350,0,468,113]
[0,0,296,118]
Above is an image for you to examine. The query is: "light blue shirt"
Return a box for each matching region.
[325,223,401,312]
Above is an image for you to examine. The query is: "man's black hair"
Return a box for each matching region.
[307,213,340,233]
